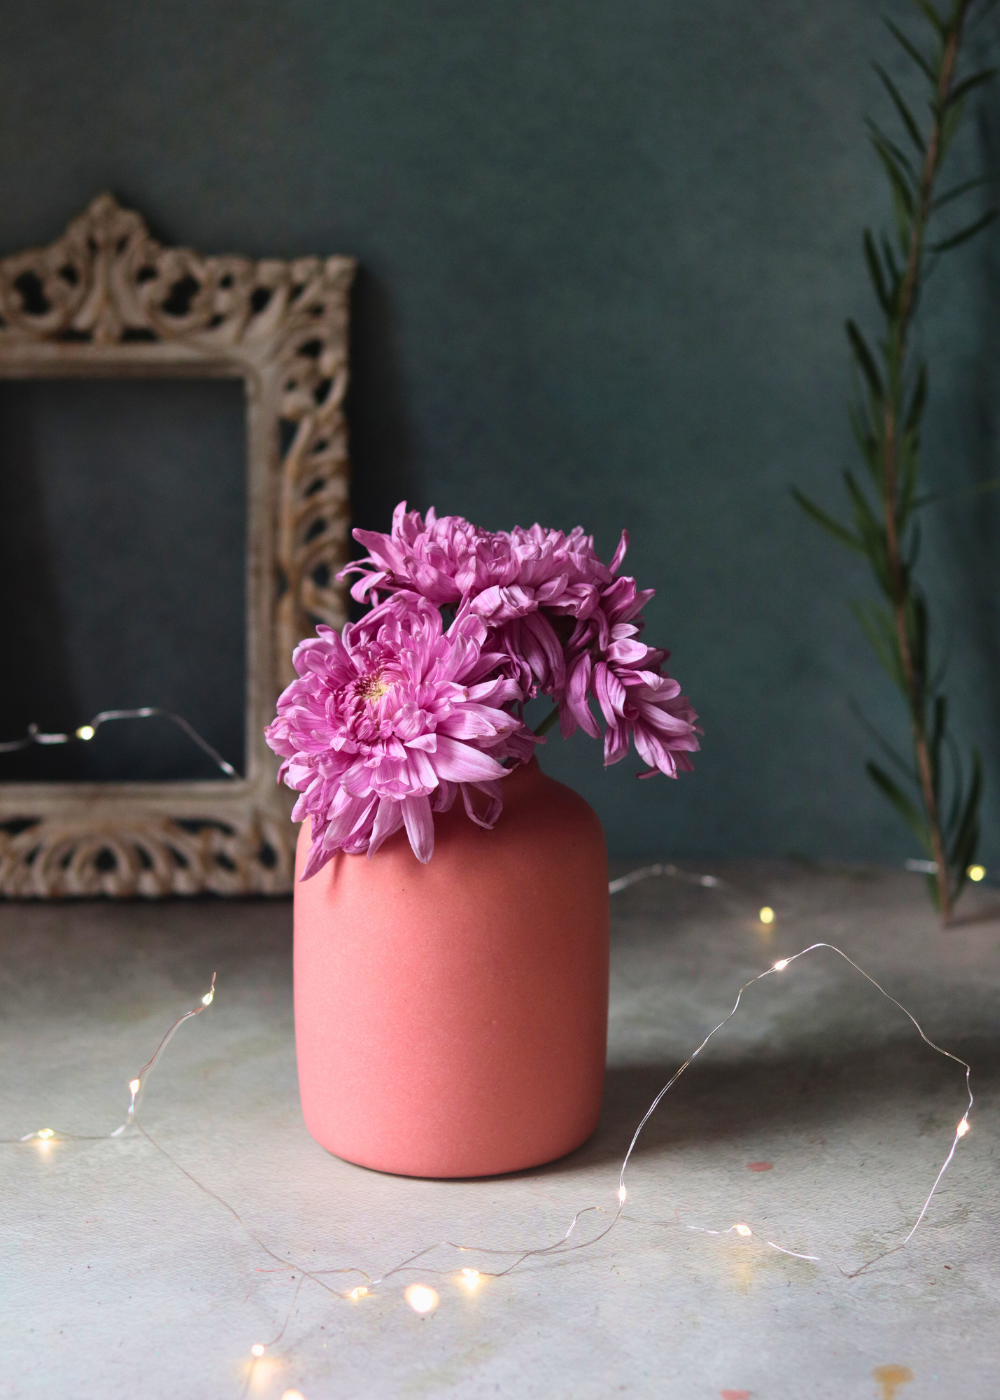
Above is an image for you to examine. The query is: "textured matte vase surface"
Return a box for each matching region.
[294,758,610,1178]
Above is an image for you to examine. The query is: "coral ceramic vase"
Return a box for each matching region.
[293,758,609,1178]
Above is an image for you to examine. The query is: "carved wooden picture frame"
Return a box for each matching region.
[0,194,355,897]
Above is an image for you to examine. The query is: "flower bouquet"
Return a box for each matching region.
[270,505,698,1178]
[266,503,699,874]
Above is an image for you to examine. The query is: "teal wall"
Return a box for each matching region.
[1,1,997,863]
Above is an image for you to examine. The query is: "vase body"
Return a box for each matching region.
[293,758,609,1178]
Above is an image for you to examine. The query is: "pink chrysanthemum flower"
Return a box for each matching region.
[343,504,622,692]
[265,594,534,875]
[345,503,619,621]
[346,505,484,605]
[558,575,700,778]
[341,505,700,782]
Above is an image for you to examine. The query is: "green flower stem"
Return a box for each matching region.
[533,706,561,738]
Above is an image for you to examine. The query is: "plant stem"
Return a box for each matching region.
[533,706,561,738]
[881,1,969,922]
[794,0,989,922]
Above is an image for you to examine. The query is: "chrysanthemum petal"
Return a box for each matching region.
[401,793,435,863]
[367,797,405,858]
[432,734,509,783]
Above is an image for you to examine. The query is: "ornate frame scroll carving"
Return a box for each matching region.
[0,194,356,896]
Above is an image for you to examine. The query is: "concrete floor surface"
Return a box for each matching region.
[1,861,999,1399]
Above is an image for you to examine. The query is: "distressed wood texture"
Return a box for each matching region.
[0,194,356,896]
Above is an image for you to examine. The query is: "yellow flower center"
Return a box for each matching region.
[357,671,391,702]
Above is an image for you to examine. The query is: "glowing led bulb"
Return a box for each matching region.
[202,990,214,1006]
[968,864,986,883]
[281,1392,305,1400]
[348,1286,369,1300]
[759,907,775,925]
[37,1128,55,1140]
[957,1119,970,1137]
[405,1284,439,1314]
[460,1268,480,1291]
[250,1343,265,1358]
[735,1223,752,1237]
[76,725,95,741]
[618,1184,627,1205]
[129,1079,141,1095]
[773,958,789,972]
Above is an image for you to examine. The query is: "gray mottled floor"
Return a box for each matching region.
[1,861,998,1399]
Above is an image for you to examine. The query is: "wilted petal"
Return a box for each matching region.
[462,780,503,829]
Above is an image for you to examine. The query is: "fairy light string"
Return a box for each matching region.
[0,707,238,776]
[612,933,972,1276]
[11,974,217,1146]
[6,861,977,1384]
